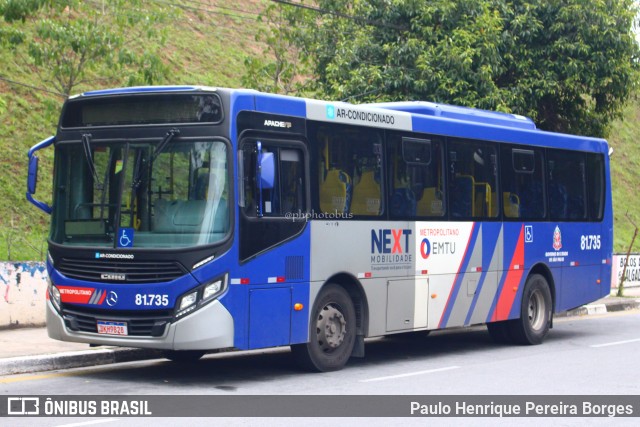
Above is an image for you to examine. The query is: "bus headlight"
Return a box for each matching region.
[48,280,61,312]
[179,291,198,311]
[203,279,223,301]
[175,273,228,319]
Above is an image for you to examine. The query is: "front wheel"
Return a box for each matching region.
[509,274,552,345]
[291,284,356,372]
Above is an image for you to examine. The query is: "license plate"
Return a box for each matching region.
[97,320,128,336]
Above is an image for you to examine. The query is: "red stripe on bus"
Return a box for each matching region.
[492,225,525,321]
[57,286,95,304]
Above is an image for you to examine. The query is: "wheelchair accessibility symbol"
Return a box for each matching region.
[525,225,533,243]
[118,228,134,248]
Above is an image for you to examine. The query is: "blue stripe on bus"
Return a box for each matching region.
[464,223,501,325]
[439,223,480,328]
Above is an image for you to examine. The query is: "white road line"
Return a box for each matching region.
[360,365,460,383]
[590,338,640,348]
[55,419,119,427]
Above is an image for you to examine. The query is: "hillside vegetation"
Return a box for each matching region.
[0,0,638,260]
[0,0,266,260]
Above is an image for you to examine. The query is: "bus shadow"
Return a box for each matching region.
[75,325,590,390]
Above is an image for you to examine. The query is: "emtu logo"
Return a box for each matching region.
[420,238,431,259]
[371,229,412,254]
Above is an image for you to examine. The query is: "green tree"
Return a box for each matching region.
[0,0,170,97]
[498,0,639,136]
[242,2,311,95]
[268,0,639,137]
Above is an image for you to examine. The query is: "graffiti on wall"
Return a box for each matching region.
[612,254,640,288]
[0,262,47,328]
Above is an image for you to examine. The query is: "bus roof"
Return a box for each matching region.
[72,85,219,98]
[67,86,607,152]
[366,101,537,131]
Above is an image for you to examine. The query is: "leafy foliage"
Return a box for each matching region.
[242,3,311,95]
[269,0,639,137]
[1,0,170,96]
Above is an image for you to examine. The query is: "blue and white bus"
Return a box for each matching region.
[27,86,612,371]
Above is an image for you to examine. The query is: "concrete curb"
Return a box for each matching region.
[0,347,159,376]
[556,298,640,318]
[1,298,638,376]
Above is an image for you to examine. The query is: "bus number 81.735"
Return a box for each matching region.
[581,235,601,251]
[135,294,169,306]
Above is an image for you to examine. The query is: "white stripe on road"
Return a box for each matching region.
[590,338,640,348]
[55,419,119,427]
[360,365,460,383]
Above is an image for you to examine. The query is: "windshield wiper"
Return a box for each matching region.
[81,133,103,190]
[151,128,180,163]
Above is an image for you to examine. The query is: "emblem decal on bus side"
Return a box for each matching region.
[370,228,413,271]
[545,226,568,263]
[552,225,562,251]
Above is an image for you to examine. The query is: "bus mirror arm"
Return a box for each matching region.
[27,135,55,214]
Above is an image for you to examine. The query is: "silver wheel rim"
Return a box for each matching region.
[528,288,546,331]
[316,303,347,353]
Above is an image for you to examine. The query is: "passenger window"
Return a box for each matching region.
[311,123,383,217]
[388,133,445,218]
[586,153,605,221]
[500,146,546,220]
[547,150,587,220]
[448,139,498,219]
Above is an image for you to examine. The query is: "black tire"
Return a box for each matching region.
[486,321,512,344]
[291,284,356,372]
[509,274,552,345]
[162,350,206,363]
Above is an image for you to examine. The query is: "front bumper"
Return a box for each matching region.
[46,299,234,351]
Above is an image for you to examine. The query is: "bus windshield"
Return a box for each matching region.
[51,138,230,249]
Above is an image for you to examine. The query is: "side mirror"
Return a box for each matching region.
[256,141,276,217]
[259,152,275,189]
[26,136,55,214]
[28,155,39,195]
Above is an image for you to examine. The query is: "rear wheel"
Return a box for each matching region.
[162,350,206,363]
[292,284,356,372]
[509,274,552,345]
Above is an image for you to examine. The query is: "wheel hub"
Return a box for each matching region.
[528,288,545,331]
[317,304,347,351]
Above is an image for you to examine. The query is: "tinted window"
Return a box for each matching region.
[239,137,308,261]
[240,141,305,217]
[310,123,384,217]
[586,153,605,221]
[448,139,498,219]
[500,146,546,220]
[388,133,445,218]
[547,150,586,220]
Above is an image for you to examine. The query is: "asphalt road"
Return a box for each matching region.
[2,309,639,426]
